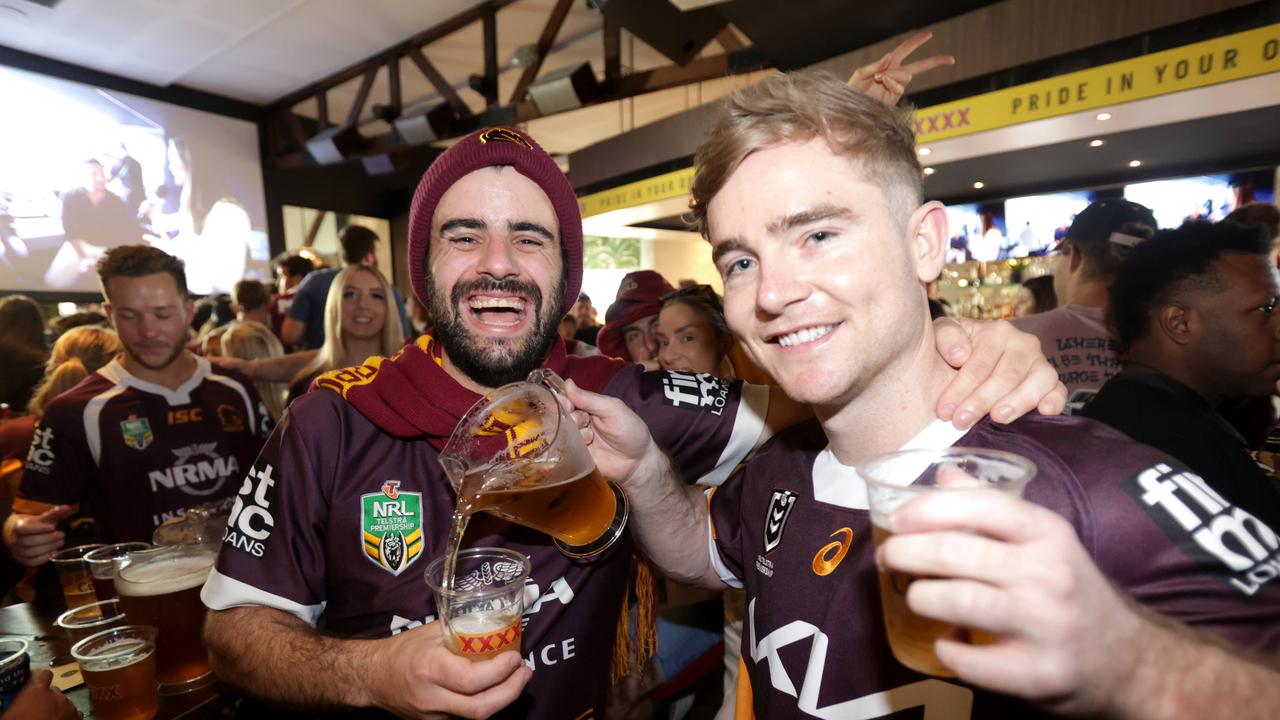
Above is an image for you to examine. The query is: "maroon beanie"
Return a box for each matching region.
[407,126,583,313]
[596,270,674,360]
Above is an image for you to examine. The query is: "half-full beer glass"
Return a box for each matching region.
[50,543,105,610]
[439,369,628,559]
[85,542,151,601]
[425,547,530,661]
[862,447,1036,677]
[114,545,217,693]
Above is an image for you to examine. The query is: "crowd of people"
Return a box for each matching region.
[0,31,1278,720]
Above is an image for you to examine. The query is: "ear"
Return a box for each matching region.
[1156,303,1195,346]
[908,201,948,284]
[1068,247,1084,274]
[183,298,196,327]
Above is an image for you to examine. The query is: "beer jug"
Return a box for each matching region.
[439,369,629,560]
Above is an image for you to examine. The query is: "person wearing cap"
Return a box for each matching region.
[1083,221,1280,529]
[596,269,673,368]
[197,115,1064,717]
[1011,199,1157,413]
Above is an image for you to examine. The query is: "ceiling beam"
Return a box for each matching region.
[481,4,499,107]
[716,27,745,52]
[603,17,621,86]
[509,0,574,105]
[345,68,378,128]
[407,48,472,117]
[271,0,519,110]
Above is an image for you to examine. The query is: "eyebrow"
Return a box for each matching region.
[766,205,855,235]
[439,218,485,235]
[673,324,698,334]
[711,239,746,266]
[510,221,555,243]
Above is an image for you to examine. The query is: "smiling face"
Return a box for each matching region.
[708,137,943,409]
[656,301,729,375]
[426,166,564,389]
[339,267,388,342]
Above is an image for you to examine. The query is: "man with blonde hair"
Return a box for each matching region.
[564,69,1280,719]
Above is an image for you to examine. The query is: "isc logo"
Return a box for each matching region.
[167,408,203,425]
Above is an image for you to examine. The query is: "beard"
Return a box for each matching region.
[123,337,186,371]
[427,272,565,389]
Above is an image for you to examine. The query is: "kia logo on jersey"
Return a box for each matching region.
[763,490,798,554]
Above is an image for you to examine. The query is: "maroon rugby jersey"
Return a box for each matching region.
[19,357,269,542]
[202,366,768,720]
[711,414,1280,719]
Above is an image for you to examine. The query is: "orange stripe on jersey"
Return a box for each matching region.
[735,654,755,719]
[11,498,59,516]
[706,485,719,541]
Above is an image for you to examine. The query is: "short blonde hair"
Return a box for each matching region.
[690,70,922,236]
[222,321,287,421]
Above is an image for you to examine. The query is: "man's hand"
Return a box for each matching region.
[560,379,661,486]
[368,621,530,719]
[877,490,1142,717]
[849,31,955,106]
[933,317,1066,428]
[6,669,81,720]
[4,505,74,566]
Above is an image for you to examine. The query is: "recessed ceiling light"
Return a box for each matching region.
[1128,160,1142,168]
[918,147,932,156]
[922,167,935,176]
[1096,112,1112,121]
[973,181,985,189]
[1089,139,1104,147]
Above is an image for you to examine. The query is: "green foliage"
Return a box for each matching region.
[583,236,640,269]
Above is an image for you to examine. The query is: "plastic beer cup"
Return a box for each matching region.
[425,548,530,661]
[56,598,126,644]
[85,542,151,601]
[71,625,158,720]
[0,639,29,712]
[862,447,1036,677]
[51,543,106,610]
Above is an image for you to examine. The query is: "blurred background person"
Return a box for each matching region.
[231,279,274,329]
[572,292,601,345]
[222,321,287,423]
[1012,199,1157,413]
[596,270,674,369]
[271,252,315,344]
[0,296,48,414]
[287,264,403,402]
[1013,274,1058,317]
[1224,202,1280,268]
[48,310,107,343]
[108,142,145,215]
[557,314,598,357]
[283,225,411,350]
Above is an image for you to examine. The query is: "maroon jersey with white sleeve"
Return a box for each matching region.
[18,356,269,542]
[202,366,769,720]
[710,414,1280,719]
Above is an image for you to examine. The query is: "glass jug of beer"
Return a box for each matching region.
[439,369,629,560]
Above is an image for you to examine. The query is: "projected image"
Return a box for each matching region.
[0,65,268,295]
[945,203,1007,263]
[1124,175,1236,229]
[1004,191,1093,258]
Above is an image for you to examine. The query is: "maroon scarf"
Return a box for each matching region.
[314,333,625,449]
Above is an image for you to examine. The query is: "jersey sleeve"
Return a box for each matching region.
[201,395,340,626]
[707,469,747,588]
[16,398,92,509]
[604,366,770,487]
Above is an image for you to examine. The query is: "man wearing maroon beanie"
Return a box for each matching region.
[596,269,674,365]
[202,121,1064,718]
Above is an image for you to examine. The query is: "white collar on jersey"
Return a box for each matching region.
[812,419,969,510]
[98,355,212,406]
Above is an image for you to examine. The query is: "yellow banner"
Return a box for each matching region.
[578,23,1280,216]
[578,167,695,219]
[914,23,1280,144]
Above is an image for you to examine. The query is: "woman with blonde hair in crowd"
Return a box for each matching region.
[0,326,121,599]
[222,322,287,422]
[287,264,403,402]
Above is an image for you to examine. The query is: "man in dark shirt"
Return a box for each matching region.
[1085,221,1280,527]
[61,159,141,253]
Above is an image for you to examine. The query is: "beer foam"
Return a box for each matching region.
[78,639,154,671]
[451,611,517,634]
[116,553,216,597]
